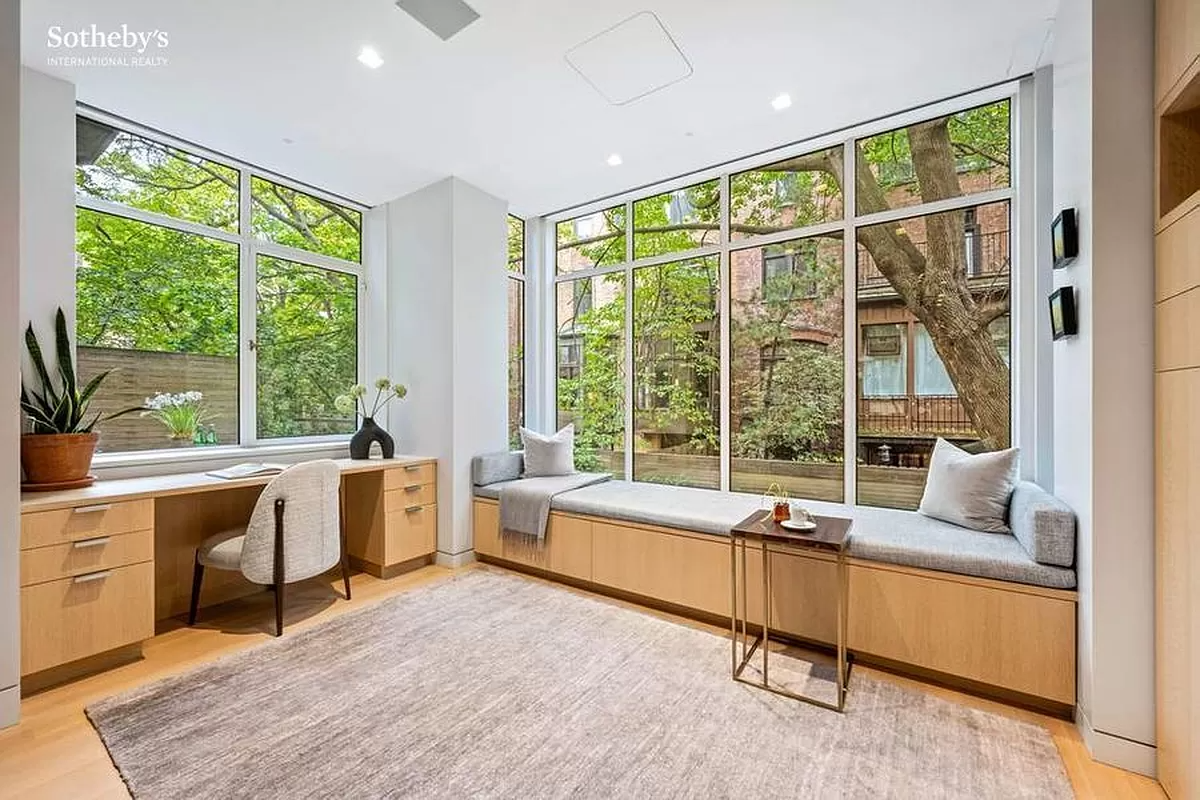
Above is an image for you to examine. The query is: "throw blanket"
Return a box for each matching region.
[499,472,611,541]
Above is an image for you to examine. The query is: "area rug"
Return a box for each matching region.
[87,570,1073,799]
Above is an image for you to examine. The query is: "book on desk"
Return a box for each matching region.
[205,462,288,480]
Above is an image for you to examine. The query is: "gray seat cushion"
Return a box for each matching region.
[198,527,247,571]
[472,476,1077,590]
[845,506,1077,589]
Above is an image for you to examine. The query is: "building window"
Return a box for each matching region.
[861,324,907,397]
[507,215,526,447]
[73,114,364,454]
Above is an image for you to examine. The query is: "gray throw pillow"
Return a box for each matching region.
[520,425,576,477]
[918,438,1019,533]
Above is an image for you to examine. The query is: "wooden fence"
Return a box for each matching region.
[78,346,238,453]
[589,450,926,510]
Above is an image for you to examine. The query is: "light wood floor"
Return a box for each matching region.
[0,563,1165,800]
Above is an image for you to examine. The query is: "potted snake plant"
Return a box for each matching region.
[19,308,141,489]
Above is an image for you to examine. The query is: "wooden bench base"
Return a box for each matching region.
[473,499,1077,713]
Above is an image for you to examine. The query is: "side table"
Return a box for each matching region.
[729,509,853,711]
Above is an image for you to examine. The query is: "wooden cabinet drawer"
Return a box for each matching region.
[21,500,153,551]
[386,503,437,564]
[384,462,436,491]
[20,529,153,587]
[384,483,436,511]
[21,561,155,676]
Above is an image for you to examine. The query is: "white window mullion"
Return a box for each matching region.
[842,141,858,506]
[76,195,241,244]
[238,168,257,447]
[718,173,731,493]
[623,199,635,482]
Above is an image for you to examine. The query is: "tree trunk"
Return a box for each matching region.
[795,126,1011,449]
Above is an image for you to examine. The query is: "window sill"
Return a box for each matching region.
[91,440,352,480]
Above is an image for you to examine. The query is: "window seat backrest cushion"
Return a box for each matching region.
[473,451,524,486]
[1008,481,1076,567]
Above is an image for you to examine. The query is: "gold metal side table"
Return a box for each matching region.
[729,509,853,712]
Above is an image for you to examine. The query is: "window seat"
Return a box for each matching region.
[472,452,1078,710]
[473,478,1076,590]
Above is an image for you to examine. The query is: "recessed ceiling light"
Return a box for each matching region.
[607,153,623,166]
[358,46,384,69]
[771,93,792,111]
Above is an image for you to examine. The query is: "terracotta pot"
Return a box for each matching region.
[20,432,100,485]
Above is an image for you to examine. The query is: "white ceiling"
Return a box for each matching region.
[21,0,1057,215]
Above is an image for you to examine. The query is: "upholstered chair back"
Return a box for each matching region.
[240,460,341,585]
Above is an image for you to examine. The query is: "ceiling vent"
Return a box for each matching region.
[565,12,693,106]
[395,0,480,41]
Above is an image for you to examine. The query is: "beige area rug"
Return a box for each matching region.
[87,570,1073,799]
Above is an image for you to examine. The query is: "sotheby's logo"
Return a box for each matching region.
[46,24,170,68]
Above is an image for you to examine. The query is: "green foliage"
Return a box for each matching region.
[507,215,524,273]
[77,125,239,230]
[632,258,720,454]
[732,240,844,462]
[858,100,1011,195]
[633,180,720,258]
[557,205,626,271]
[557,275,625,470]
[251,177,361,263]
[21,308,142,434]
[730,151,843,233]
[76,209,239,356]
[256,257,358,438]
[74,123,364,447]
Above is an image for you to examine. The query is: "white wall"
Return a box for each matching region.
[1,0,22,728]
[19,68,75,370]
[1052,0,1156,775]
[387,178,508,561]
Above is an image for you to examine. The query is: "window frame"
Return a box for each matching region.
[74,107,369,457]
[508,214,527,445]
[543,79,1028,501]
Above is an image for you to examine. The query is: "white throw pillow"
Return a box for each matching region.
[918,438,1019,533]
[520,425,576,477]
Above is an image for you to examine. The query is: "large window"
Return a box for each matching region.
[508,215,525,447]
[74,114,364,453]
[550,92,1018,508]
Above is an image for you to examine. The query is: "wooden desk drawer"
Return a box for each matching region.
[386,503,437,564]
[21,561,155,676]
[20,529,153,587]
[384,483,436,511]
[385,462,436,490]
[21,500,153,551]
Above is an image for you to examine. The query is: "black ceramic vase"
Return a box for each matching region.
[349,417,395,460]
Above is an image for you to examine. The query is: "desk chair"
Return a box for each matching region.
[187,460,351,636]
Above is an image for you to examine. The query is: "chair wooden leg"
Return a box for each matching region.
[188,554,204,626]
[339,484,352,601]
[274,576,284,637]
[273,497,286,637]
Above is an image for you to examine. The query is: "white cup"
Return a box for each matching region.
[788,501,813,524]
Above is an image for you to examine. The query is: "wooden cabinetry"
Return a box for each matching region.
[344,459,439,577]
[472,498,1075,709]
[18,500,155,676]
[1156,3,1200,795]
[17,457,437,687]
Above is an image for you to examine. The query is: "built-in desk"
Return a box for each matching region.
[17,456,437,684]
